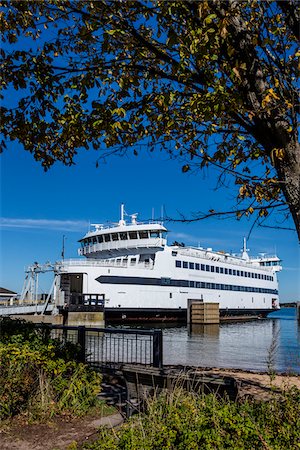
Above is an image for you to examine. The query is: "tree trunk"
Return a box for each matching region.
[276,139,300,241]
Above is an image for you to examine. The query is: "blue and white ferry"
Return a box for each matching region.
[53,205,281,321]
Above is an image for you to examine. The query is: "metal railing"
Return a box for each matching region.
[46,325,163,368]
[68,293,105,312]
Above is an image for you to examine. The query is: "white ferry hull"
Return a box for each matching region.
[56,243,280,322]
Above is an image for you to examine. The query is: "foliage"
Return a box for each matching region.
[0,1,299,235]
[83,387,300,450]
[0,318,102,420]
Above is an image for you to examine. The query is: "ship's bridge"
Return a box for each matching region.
[78,221,168,258]
[250,255,282,272]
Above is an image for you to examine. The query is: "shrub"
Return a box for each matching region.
[83,387,300,450]
[0,318,102,420]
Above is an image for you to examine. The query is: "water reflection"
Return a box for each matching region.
[162,308,300,373]
[189,324,220,337]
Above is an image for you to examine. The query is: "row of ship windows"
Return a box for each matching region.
[81,230,165,246]
[175,260,274,281]
[161,278,277,294]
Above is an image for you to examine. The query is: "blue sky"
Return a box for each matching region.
[1,7,299,303]
[1,142,299,302]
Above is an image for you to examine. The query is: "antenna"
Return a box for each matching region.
[119,203,126,226]
[61,235,66,260]
[241,237,250,260]
[161,205,164,224]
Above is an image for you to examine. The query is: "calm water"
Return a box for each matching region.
[153,308,299,373]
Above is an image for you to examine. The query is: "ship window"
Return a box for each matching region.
[111,233,118,241]
[189,281,195,287]
[211,266,215,273]
[150,231,160,238]
[225,268,228,274]
[170,293,172,298]
[183,261,188,268]
[206,265,210,271]
[220,267,224,274]
[196,282,201,288]
[189,262,194,269]
[195,263,200,270]
[201,264,205,270]
[116,259,121,265]
[228,269,232,275]
[233,270,236,275]
[104,234,111,242]
[92,237,97,244]
[172,251,178,256]
[271,276,273,281]
[139,231,149,239]
[237,270,240,276]
[175,260,181,268]
[211,283,215,289]
[120,232,127,240]
[161,278,171,285]
[98,235,103,243]
[201,282,206,288]
[161,232,167,239]
[130,258,136,266]
[241,271,244,276]
[129,231,138,239]
[254,273,257,278]
[216,266,219,273]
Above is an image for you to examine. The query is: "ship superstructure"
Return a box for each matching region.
[53,205,281,321]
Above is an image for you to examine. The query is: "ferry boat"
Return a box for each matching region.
[53,205,281,322]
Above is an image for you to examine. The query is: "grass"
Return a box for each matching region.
[79,382,300,450]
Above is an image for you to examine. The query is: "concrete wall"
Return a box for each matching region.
[10,314,64,325]
[9,312,104,327]
[67,311,104,327]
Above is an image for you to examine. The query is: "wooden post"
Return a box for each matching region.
[188,300,219,325]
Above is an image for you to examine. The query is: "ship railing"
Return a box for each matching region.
[67,293,105,312]
[60,259,154,269]
[177,249,274,272]
[33,324,163,369]
[79,238,166,255]
[84,220,165,235]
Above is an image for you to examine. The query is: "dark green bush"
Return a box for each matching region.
[0,318,102,420]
